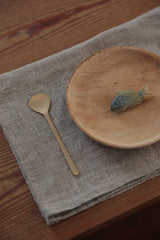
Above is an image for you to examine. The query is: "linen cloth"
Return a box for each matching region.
[0,7,160,225]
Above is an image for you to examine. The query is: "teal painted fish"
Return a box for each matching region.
[111,86,153,112]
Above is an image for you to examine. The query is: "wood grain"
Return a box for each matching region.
[77,201,160,240]
[0,0,160,73]
[1,0,160,240]
[66,47,160,148]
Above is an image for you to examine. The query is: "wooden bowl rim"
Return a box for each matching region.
[66,46,160,149]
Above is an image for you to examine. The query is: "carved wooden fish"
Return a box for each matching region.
[111,86,153,112]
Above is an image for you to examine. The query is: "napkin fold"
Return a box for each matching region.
[0,7,160,224]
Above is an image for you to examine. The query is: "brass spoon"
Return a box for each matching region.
[28,93,79,176]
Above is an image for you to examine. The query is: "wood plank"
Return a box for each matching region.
[76,201,160,240]
[0,0,160,239]
[0,0,160,73]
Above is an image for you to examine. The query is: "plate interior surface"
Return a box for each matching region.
[66,47,160,148]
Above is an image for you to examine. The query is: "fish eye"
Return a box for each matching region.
[111,98,121,111]
[114,101,119,107]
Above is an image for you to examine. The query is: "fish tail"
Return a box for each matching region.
[138,85,153,100]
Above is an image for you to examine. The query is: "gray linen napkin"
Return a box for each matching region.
[0,7,160,225]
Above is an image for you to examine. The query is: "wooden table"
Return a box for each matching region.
[1,1,160,239]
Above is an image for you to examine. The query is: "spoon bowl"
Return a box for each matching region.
[29,93,50,115]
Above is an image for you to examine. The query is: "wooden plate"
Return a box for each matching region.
[66,47,160,148]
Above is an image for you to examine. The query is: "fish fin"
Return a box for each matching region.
[115,90,132,97]
[139,85,154,100]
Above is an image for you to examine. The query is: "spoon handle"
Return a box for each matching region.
[44,112,79,176]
